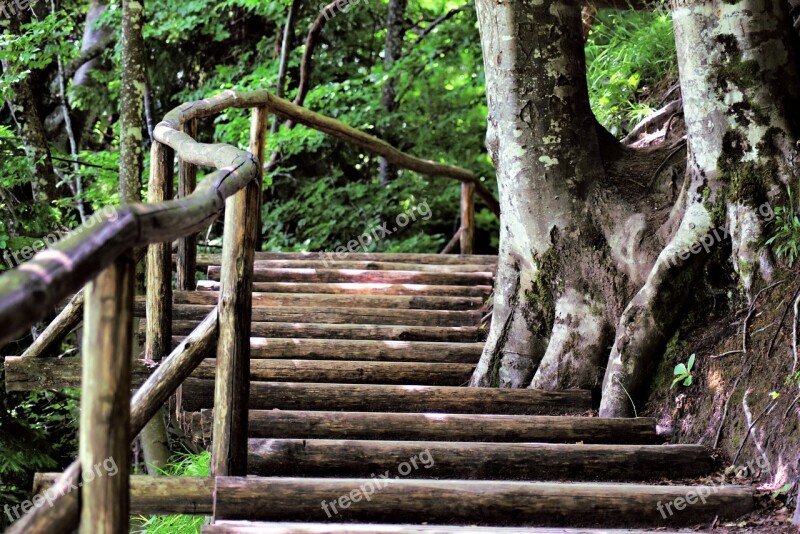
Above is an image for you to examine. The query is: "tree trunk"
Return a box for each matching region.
[379,0,408,185]
[471,0,800,417]
[119,0,147,203]
[2,20,58,203]
[119,0,172,471]
[471,0,625,390]
[599,0,800,416]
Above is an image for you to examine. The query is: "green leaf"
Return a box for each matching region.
[673,363,687,376]
[670,376,683,389]
[683,376,692,386]
[687,353,695,372]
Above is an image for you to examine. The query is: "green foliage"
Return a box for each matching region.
[585,7,678,136]
[671,353,695,389]
[0,386,80,529]
[133,452,211,534]
[766,188,800,267]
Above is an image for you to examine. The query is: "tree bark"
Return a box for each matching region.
[470,0,618,390]
[120,0,173,472]
[2,19,59,203]
[119,0,147,203]
[379,0,408,185]
[470,0,800,415]
[600,0,800,416]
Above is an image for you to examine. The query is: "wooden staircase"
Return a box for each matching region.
[169,252,753,532]
[8,251,757,532]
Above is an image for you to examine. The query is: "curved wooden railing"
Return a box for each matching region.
[1,89,498,534]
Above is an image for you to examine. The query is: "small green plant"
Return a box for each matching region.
[766,188,800,267]
[772,483,793,500]
[671,353,695,389]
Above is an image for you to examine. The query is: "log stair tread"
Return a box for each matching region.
[20,253,753,529]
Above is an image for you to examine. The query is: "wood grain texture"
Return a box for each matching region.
[180,379,592,414]
[177,118,198,291]
[246,411,659,443]
[5,358,475,390]
[20,290,84,358]
[202,521,687,533]
[4,311,217,534]
[171,291,484,310]
[194,360,476,385]
[197,280,492,297]
[208,267,494,286]
[460,182,475,255]
[145,141,174,362]
[242,260,495,272]
[211,106,266,476]
[134,303,481,327]
[33,474,213,515]
[192,252,498,266]
[169,321,481,342]
[212,477,753,526]
[4,355,151,391]
[79,258,135,533]
[246,439,712,481]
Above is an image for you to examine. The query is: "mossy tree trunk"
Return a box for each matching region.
[472,0,800,417]
[120,0,172,471]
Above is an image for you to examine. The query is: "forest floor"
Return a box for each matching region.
[644,266,800,532]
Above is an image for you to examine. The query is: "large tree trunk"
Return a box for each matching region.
[119,0,172,472]
[379,0,408,185]
[472,0,799,416]
[600,0,800,417]
[470,0,630,390]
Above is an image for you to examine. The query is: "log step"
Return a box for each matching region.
[32,474,752,527]
[246,260,497,273]
[208,267,495,286]
[173,291,485,310]
[212,477,754,527]
[247,439,713,481]
[5,358,474,391]
[246,411,660,443]
[197,280,492,297]
[204,522,689,533]
[162,338,484,362]
[193,360,475,385]
[179,379,592,414]
[193,252,498,266]
[169,321,482,342]
[134,303,481,327]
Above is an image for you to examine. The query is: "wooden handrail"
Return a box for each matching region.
[0,89,497,350]
[2,88,498,533]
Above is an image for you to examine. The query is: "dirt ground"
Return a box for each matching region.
[643,261,800,532]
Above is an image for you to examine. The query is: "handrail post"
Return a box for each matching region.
[142,141,175,473]
[146,141,174,361]
[177,118,198,291]
[460,182,475,255]
[211,107,268,476]
[79,256,135,533]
